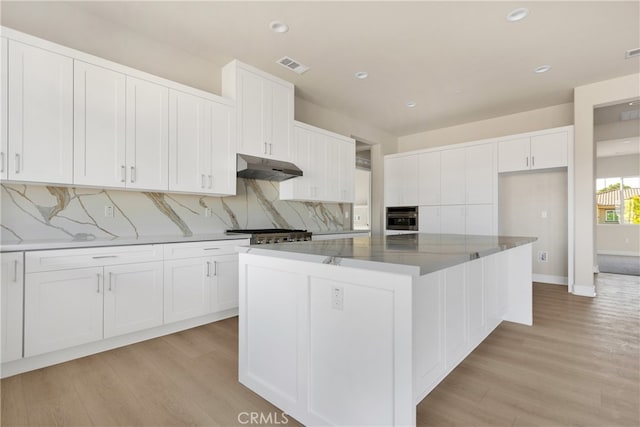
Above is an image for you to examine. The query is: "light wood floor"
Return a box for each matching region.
[1,274,638,426]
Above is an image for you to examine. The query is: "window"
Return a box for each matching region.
[596,176,640,224]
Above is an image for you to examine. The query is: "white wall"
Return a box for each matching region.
[397,103,574,152]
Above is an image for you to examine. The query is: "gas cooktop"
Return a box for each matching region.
[226,229,312,244]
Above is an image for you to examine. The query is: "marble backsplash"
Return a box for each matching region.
[0,180,348,242]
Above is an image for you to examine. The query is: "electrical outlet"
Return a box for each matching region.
[537,251,548,262]
[104,205,114,217]
[541,211,548,219]
[204,208,212,217]
[331,286,344,310]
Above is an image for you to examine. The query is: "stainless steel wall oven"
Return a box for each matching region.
[385,206,418,231]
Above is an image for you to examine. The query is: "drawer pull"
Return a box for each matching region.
[91,255,119,259]
[203,248,220,251]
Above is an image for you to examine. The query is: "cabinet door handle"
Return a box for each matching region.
[108,272,113,291]
[13,259,18,282]
[208,175,213,189]
[269,143,272,155]
[15,153,20,174]
[120,165,126,182]
[97,273,101,293]
[206,261,211,277]
[201,174,206,188]
[264,142,268,154]
[213,261,217,276]
[130,166,136,183]
[526,156,529,167]
[532,156,535,167]
[1,152,4,173]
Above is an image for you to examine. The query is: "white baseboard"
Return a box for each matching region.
[597,250,640,257]
[572,284,596,297]
[533,274,568,285]
[1,308,238,378]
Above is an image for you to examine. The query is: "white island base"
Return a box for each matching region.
[238,238,533,426]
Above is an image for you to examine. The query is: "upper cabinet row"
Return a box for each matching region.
[385,143,495,207]
[1,37,236,195]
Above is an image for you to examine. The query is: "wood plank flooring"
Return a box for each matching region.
[2,273,638,426]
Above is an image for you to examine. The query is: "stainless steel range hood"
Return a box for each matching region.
[236,154,303,181]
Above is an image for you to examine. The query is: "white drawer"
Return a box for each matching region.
[26,245,163,273]
[163,239,250,260]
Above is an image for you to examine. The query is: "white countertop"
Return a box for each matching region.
[0,233,252,252]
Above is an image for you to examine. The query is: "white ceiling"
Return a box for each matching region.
[2,1,639,137]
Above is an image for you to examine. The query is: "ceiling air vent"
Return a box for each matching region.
[277,56,310,74]
[620,109,640,121]
[625,47,640,59]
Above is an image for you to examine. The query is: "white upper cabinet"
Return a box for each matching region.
[280,122,355,203]
[7,40,73,184]
[385,155,419,207]
[418,151,441,206]
[465,144,494,205]
[169,90,236,195]
[222,60,294,162]
[530,132,568,170]
[440,148,466,205]
[125,76,169,191]
[1,37,7,180]
[74,61,126,187]
[498,131,568,173]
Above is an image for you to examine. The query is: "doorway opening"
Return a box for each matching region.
[594,101,640,276]
[353,141,372,231]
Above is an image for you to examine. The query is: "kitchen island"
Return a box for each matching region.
[238,233,536,426]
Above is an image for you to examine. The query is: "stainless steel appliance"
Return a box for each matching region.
[386,206,419,231]
[226,228,312,244]
[236,154,303,181]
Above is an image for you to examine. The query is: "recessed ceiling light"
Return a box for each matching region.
[506,8,529,22]
[629,100,640,106]
[269,21,289,33]
[406,101,417,108]
[354,71,368,80]
[534,65,551,74]
[622,140,631,144]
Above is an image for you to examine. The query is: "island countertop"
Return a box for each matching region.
[240,233,537,276]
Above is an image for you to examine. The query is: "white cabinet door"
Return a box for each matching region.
[385,155,419,206]
[466,259,485,349]
[444,264,467,368]
[7,40,73,184]
[211,254,239,312]
[280,125,313,200]
[324,136,340,202]
[440,148,466,205]
[440,205,466,234]
[0,37,7,180]
[1,252,23,362]
[126,76,169,190]
[498,137,530,173]
[418,151,441,206]
[419,206,441,234]
[268,80,293,161]
[24,267,103,357]
[169,90,209,193]
[74,61,126,187]
[465,204,494,236]
[103,262,163,338]
[164,257,211,323]
[209,101,236,195]
[531,132,567,170]
[465,144,494,204]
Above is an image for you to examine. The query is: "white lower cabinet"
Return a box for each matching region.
[1,252,24,363]
[24,245,163,357]
[419,206,441,234]
[440,205,466,234]
[163,239,248,323]
[423,204,494,235]
[25,267,104,357]
[103,262,164,338]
